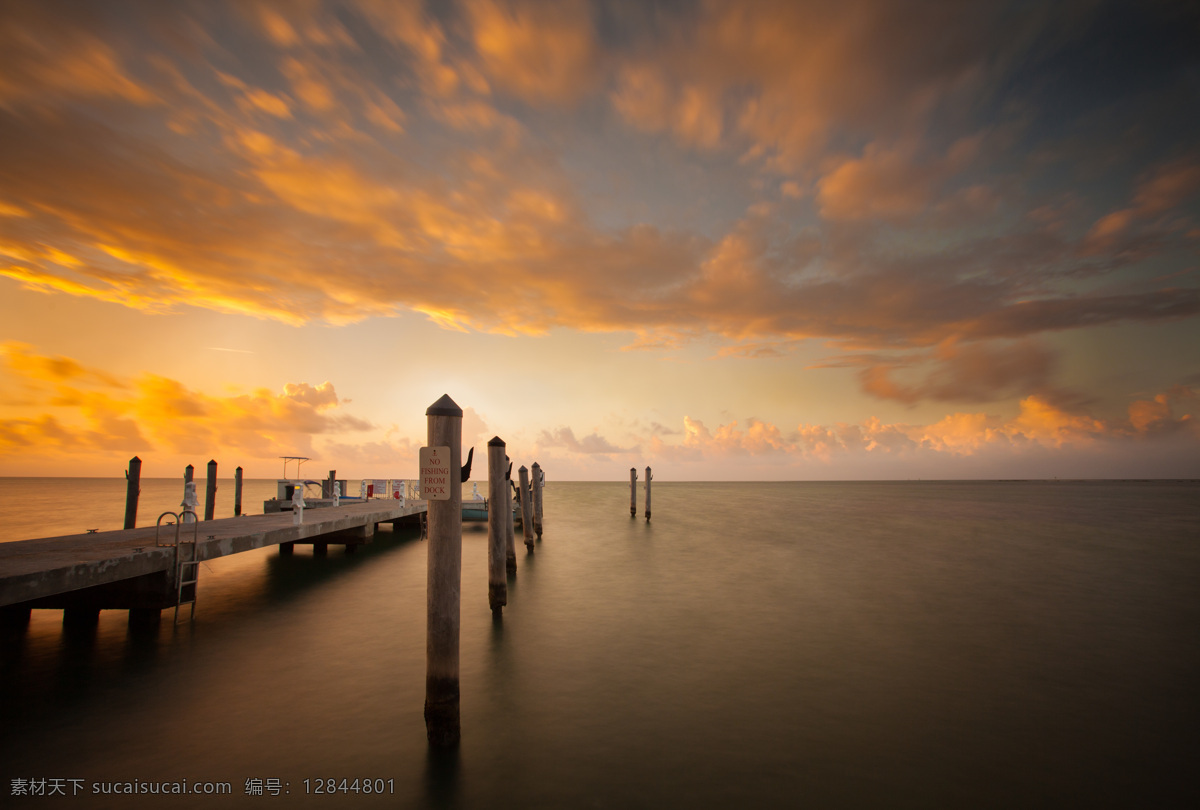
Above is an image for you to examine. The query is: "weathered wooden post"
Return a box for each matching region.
[504,460,516,573]
[487,437,507,613]
[531,461,544,538]
[123,456,141,530]
[424,394,463,747]
[630,467,638,517]
[518,466,535,551]
[182,466,197,523]
[204,459,218,521]
[645,466,652,521]
[234,466,243,516]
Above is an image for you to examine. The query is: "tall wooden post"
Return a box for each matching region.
[425,394,463,748]
[518,466,535,551]
[234,467,243,516]
[204,459,218,521]
[645,466,652,521]
[123,456,141,530]
[182,465,196,524]
[504,460,516,573]
[487,437,507,613]
[630,467,638,517]
[531,462,543,538]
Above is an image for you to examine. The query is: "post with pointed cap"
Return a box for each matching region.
[645,466,652,521]
[204,460,218,521]
[630,467,638,518]
[504,459,516,573]
[518,466,535,551]
[123,456,141,530]
[487,437,507,613]
[184,464,194,484]
[531,462,544,538]
[425,394,463,747]
[234,466,244,517]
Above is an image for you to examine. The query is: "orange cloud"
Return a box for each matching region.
[0,345,373,462]
[466,0,598,103]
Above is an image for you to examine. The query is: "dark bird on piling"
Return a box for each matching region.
[461,446,474,482]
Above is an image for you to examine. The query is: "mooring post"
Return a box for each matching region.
[630,467,638,517]
[425,394,463,747]
[645,466,652,521]
[292,480,304,525]
[531,461,544,539]
[234,466,243,516]
[518,466,535,551]
[504,460,516,573]
[487,437,507,613]
[182,467,198,523]
[204,459,217,521]
[123,456,141,530]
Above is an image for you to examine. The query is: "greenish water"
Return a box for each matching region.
[2,480,1198,808]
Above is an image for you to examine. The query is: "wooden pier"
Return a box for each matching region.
[0,499,426,619]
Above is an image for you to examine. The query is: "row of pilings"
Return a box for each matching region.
[424,395,546,748]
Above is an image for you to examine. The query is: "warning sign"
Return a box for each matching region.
[419,446,452,501]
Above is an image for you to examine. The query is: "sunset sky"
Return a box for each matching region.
[1,0,1198,480]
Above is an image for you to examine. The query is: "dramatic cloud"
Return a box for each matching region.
[0,344,373,461]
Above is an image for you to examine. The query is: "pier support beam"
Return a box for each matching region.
[280,542,295,555]
[63,607,100,629]
[518,466,535,551]
[630,467,637,517]
[234,467,244,517]
[645,466,652,521]
[487,437,507,613]
[531,462,543,539]
[504,461,516,574]
[424,394,463,748]
[128,607,161,629]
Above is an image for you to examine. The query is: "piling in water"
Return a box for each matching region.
[504,460,516,573]
[234,466,243,517]
[518,466,535,551]
[645,466,652,521]
[123,456,141,530]
[425,394,463,747]
[487,437,507,613]
[630,467,638,517]
[204,459,218,521]
[532,462,544,538]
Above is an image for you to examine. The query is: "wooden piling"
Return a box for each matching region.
[123,456,141,530]
[504,460,516,573]
[204,459,218,521]
[531,462,543,538]
[645,466,652,521]
[630,467,638,517]
[487,437,507,613]
[184,464,194,484]
[518,466,535,551]
[424,394,463,748]
[234,467,243,517]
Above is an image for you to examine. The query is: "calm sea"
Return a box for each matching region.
[1,478,1198,808]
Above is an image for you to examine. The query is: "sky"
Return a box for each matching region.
[1,0,1198,481]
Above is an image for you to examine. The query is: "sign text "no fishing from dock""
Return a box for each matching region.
[419,446,452,500]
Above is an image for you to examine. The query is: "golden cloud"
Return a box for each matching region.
[0,345,373,461]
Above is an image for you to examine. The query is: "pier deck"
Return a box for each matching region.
[0,499,427,610]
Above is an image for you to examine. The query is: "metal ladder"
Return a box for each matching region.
[155,511,199,623]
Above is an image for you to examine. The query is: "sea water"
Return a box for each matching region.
[1,479,1197,808]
